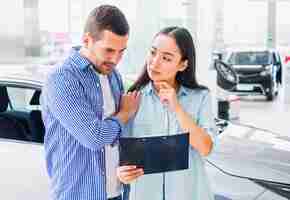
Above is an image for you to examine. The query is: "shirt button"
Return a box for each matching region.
[101,148,104,153]
[102,171,105,176]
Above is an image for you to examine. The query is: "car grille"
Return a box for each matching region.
[238,74,267,83]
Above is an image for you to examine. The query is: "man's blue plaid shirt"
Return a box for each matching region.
[41,49,127,200]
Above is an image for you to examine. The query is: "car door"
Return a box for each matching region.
[273,52,282,85]
[0,83,50,200]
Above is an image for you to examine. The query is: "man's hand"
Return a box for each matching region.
[116,91,140,124]
[117,165,144,184]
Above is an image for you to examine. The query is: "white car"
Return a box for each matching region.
[0,66,289,200]
[207,120,290,200]
[0,65,50,200]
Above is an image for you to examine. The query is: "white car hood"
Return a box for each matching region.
[207,123,290,185]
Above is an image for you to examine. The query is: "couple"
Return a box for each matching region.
[41,4,216,200]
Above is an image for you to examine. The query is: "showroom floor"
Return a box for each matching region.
[206,69,289,136]
[233,88,290,136]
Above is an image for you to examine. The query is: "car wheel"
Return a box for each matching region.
[274,79,279,96]
[274,86,279,96]
[266,79,275,101]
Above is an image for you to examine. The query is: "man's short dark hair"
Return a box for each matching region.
[84,5,129,39]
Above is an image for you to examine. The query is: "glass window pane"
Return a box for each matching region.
[6,87,36,111]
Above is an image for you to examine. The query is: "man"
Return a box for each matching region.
[41,5,143,200]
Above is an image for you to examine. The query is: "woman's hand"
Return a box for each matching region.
[117,165,144,184]
[156,82,213,156]
[155,81,180,112]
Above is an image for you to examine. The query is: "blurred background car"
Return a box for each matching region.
[223,49,283,101]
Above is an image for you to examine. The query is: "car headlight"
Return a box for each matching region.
[260,65,272,76]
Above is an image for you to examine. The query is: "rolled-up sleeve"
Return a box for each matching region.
[196,90,217,154]
[45,70,123,151]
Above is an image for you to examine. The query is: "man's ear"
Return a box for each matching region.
[179,60,188,71]
[82,32,93,48]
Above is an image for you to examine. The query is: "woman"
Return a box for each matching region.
[118,26,216,200]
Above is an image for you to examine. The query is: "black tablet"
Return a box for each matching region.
[119,133,189,174]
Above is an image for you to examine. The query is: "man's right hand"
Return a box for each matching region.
[117,165,144,184]
[116,91,140,124]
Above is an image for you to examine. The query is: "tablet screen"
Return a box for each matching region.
[119,133,189,174]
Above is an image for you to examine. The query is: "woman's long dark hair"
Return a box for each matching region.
[128,26,207,92]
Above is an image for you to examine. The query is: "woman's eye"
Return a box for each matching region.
[163,57,172,62]
[150,50,156,55]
